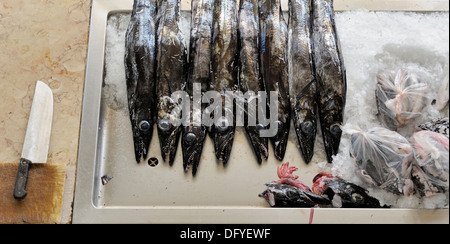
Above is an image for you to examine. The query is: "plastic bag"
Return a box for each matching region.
[375,69,430,131]
[344,124,415,195]
[411,130,449,197]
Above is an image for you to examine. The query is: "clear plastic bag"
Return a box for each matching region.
[376,69,430,131]
[344,124,415,195]
[411,130,449,197]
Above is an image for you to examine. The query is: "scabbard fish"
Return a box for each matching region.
[238,0,269,164]
[182,0,214,176]
[288,0,317,164]
[125,0,158,163]
[210,0,239,165]
[312,0,347,164]
[259,0,291,161]
[156,0,188,166]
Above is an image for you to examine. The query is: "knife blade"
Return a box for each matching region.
[14,80,53,200]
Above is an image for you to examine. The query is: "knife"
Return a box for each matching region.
[14,81,53,200]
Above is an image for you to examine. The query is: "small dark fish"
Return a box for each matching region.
[238,0,269,164]
[288,0,317,164]
[312,172,386,208]
[259,182,331,207]
[312,0,347,164]
[259,0,291,161]
[417,117,449,138]
[156,0,187,166]
[210,0,239,165]
[182,0,214,176]
[124,0,158,163]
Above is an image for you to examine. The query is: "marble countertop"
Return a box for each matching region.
[0,0,91,223]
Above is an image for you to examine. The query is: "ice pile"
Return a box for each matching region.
[326,10,449,209]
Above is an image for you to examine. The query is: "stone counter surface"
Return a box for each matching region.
[0,0,91,223]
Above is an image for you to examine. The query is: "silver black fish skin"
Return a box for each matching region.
[238,0,269,164]
[210,0,239,165]
[125,0,157,163]
[182,0,214,176]
[259,0,291,161]
[288,0,317,164]
[312,0,347,164]
[417,117,449,138]
[156,0,187,166]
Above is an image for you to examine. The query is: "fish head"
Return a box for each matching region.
[259,183,302,207]
[213,116,235,164]
[130,100,154,163]
[260,183,325,207]
[321,121,343,163]
[181,125,207,176]
[333,180,383,208]
[313,173,383,208]
[296,119,317,163]
[157,118,181,166]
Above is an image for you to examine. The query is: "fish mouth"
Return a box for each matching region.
[182,126,207,176]
[213,126,236,165]
[132,124,153,163]
[246,126,269,164]
[157,124,181,166]
[270,120,290,161]
[295,120,317,164]
[321,122,343,164]
[131,114,154,163]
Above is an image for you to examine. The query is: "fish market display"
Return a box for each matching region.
[417,117,449,138]
[345,125,415,195]
[312,0,347,164]
[376,69,430,131]
[238,0,269,164]
[288,0,317,164]
[259,0,291,161]
[182,0,214,176]
[210,0,239,164]
[312,172,385,208]
[155,0,188,166]
[411,131,449,197]
[259,163,384,208]
[124,0,158,163]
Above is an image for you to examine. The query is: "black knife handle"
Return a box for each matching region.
[14,158,32,200]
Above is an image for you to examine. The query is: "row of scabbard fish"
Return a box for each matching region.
[124,0,347,176]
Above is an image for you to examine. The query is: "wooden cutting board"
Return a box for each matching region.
[0,163,66,224]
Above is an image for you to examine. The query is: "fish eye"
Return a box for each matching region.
[330,123,342,136]
[138,120,151,132]
[158,119,171,131]
[184,133,197,145]
[256,124,265,131]
[301,121,313,134]
[216,117,229,132]
[352,193,363,202]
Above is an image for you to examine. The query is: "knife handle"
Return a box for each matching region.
[14,158,32,200]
